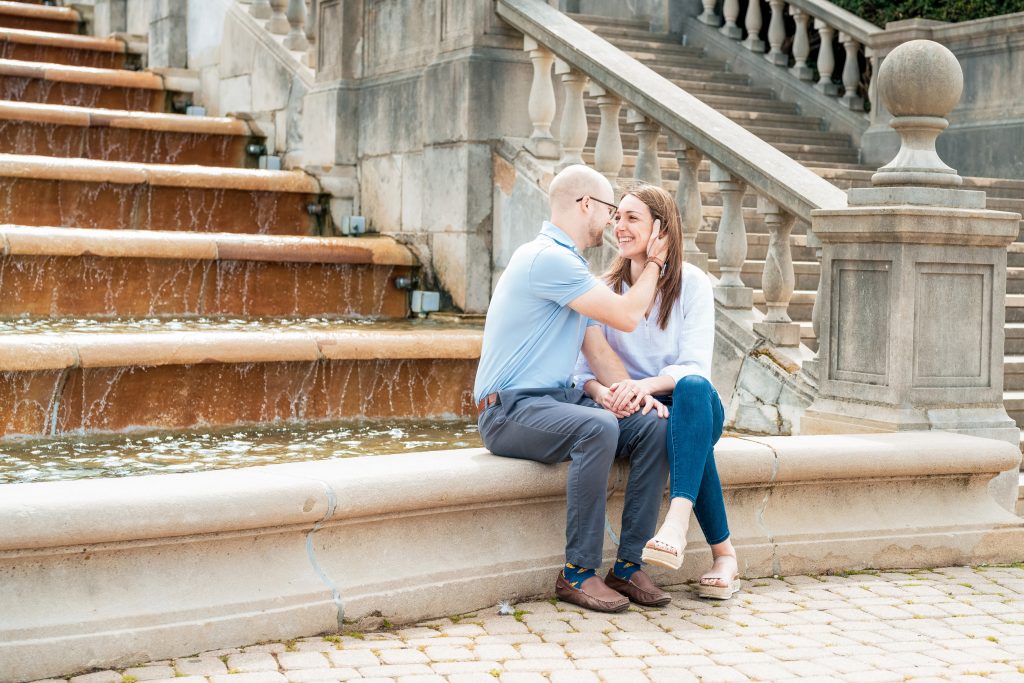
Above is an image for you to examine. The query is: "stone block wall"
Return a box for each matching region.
[186,1,310,167]
[307,0,538,312]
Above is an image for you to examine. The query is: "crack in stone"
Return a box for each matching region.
[736,435,782,575]
[304,479,344,631]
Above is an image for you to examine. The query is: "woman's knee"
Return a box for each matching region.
[672,374,714,402]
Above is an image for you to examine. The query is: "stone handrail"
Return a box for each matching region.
[786,0,882,44]
[698,0,881,113]
[497,0,848,346]
[240,0,318,68]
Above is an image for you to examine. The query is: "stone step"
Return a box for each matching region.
[0,225,415,319]
[664,78,776,100]
[1002,390,1024,425]
[0,27,128,68]
[708,258,821,291]
[1007,324,1024,354]
[0,57,167,111]
[645,64,751,84]
[0,0,79,34]
[695,231,818,261]
[567,12,649,31]
[585,25,682,44]
[0,101,259,165]
[602,36,704,58]
[743,126,852,146]
[1003,355,1024,391]
[0,153,323,234]
[0,320,482,438]
[690,92,799,113]
[753,288,814,321]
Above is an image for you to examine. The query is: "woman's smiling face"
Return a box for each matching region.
[614,193,655,260]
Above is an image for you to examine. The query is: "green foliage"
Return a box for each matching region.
[830,0,1024,27]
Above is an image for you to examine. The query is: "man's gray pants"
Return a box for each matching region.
[478,387,669,569]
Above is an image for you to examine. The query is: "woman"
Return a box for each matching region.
[575,183,740,600]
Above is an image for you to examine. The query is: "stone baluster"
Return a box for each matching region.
[303,0,318,68]
[523,37,559,159]
[589,83,624,185]
[555,60,589,169]
[698,0,720,26]
[249,0,272,20]
[668,137,707,271]
[627,110,662,186]
[765,0,787,65]
[283,0,308,51]
[742,0,764,52]
[710,162,752,309]
[814,20,839,96]
[867,51,879,120]
[267,0,290,34]
[753,198,800,346]
[805,229,823,378]
[839,32,864,110]
[720,0,742,39]
[789,7,814,80]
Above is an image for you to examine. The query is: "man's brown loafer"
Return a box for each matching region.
[604,568,672,607]
[555,572,630,613]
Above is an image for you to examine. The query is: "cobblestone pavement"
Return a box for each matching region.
[38,565,1024,683]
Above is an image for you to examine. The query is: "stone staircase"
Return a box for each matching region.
[574,13,1024,442]
[0,0,478,441]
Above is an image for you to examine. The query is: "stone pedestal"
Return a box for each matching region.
[800,40,1022,511]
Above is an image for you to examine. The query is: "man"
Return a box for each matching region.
[474,164,672,613]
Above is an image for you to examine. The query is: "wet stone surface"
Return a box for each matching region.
[40,565,1024,683]
[0,417,480,484]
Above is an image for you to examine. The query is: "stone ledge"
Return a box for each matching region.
[0,57,163,89]
[0,432,1021,681]
[0,225,417,265]
[0,101,253,136]
[0,326,482,371]
[0,26,123,53]
[0,153,321,193]
[0,1,79,22]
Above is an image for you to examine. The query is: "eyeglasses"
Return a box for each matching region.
[576,195,618,218]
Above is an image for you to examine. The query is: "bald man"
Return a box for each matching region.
[474,164,673,612]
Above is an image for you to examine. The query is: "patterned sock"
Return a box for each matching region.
[562,562,596,589]
[613,559,642,580]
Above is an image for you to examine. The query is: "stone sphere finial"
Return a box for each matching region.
[872,39,964,187]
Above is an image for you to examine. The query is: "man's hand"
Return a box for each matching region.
[607,378,647,413]
[593,383,636,419]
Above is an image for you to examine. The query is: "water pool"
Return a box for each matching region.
[0,418,481,484]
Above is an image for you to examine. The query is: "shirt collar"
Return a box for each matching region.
[540,221,584,257]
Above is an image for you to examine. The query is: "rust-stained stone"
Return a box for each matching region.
[0,179,319,234]
[3,359,477,437]
[0,255,412,318]
[0,369,65,437]
[0,11,79,35]
[0,41,124,69]
[0,75,165,111]
[0,121,251,165]
[0,226,417,266]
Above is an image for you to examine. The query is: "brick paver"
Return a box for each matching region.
[39,565,1024,683]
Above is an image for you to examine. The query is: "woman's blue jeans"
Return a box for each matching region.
[658,375,730,545]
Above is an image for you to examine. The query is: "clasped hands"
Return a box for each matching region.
[593,378,668,419]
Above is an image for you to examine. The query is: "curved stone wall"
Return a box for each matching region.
[1,432,1022,682]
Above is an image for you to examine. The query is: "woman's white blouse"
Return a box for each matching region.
[574,262,715,388]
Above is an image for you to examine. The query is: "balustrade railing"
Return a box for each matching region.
[241,0,318,69]
[497,0,848,349]
[702,0,881,112]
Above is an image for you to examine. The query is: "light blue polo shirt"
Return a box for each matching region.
[474,222,599,402]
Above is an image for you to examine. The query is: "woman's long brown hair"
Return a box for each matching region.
[604,183,684,331]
